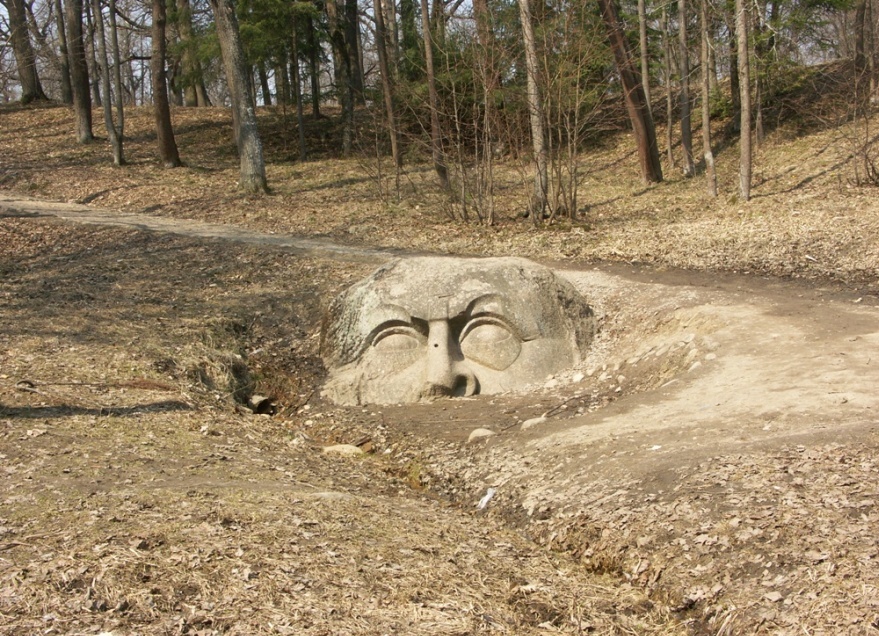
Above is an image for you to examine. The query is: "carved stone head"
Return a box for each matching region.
[320,257,595,405]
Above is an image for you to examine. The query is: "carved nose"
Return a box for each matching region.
[422,320,478,398]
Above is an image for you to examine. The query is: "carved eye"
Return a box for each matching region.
[460,319,521,370]
[372,326,423,352]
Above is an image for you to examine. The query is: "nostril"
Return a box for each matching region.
[433,343,439,348]
[452,375,479,397]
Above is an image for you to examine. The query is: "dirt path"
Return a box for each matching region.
[0,193,398,264]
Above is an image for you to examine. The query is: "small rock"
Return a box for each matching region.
[544,378,559,389]
[572,372,585,383]
[322,444,364,457]
[764,591,784,603]
[689,361,702,372]
[521,415,547,430]
[468,428,496,443]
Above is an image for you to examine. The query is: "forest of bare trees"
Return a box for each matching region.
[0,0,875,209]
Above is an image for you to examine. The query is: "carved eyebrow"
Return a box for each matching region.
[369,303,413,326]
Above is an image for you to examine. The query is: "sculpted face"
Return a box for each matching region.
[320,257,595,405]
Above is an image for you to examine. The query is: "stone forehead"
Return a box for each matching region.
[372,256,554,306]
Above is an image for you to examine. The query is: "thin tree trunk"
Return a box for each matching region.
[209,0,268,192]
[420,0,450,190]
[84,0,102,106]
[700,0,717,196]
[599,0,663,183]
[291,29,307,161]
[753,1,765,144]
[53,0,73,102]
[346,0,365,104]
[729,14,740,113]
[152,0,181,167]
[473,0,498,224]
[662,5,675,170]
[176,0,209,106]
[91,0,123,163]
[736,0,751,201]
[306,14,321,117]
[326,0,354,152]
[638,0,652,116]
[679,0,694,175]
[7,0,48,103]
[384,0,398,77]
[66,0,93,142]
[257,62,272,105]
[518,0,548,220]
[108,0,124,149]
[276,53,290,105]
[374,0,402,176]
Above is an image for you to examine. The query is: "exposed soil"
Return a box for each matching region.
[2,103,879,635]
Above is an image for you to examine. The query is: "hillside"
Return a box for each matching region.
[1,92,878,290]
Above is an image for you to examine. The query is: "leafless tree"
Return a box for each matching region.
[420,0,450,191]
[152,0,181,166]
[700,0,716,196]
[208,0,267,192]
[678,0,694,176]
[65,0,93,142]
[736,0,751,200]
[519,0,548,220]
[598,0,663,183]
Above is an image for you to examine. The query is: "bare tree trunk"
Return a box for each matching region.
[518,0,548,220]
[374,0,402,176]
[91,0,123,163]
[6,0,48,103]
[53,0,73,102]
[753,1,766,144]
[700,0,717,196]
[736,0,751,201]
[276,53,290,105]
[107,0,123,119]
[176,0,208,106]
[257,62,272,105]
[729,14,740,113]
[638,0,652,116]
[326,0,355,152]
[305,14,321,117]
[84,0,102,106]
[384,0,398,77]
[679,0,694,175]
[473,0,497,224]
[291,29,307,161]
[868,0,876,95]
[599,0,663,183]
[662,5,675,170]
[152,0,181,167]
[208,0,268,192]
[346,0,365,104]
[420,0,450,190]
[66,0,93,142]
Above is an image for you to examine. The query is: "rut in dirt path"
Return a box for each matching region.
[0,193,399,264]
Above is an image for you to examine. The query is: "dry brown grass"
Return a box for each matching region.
[2,98,879,289]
